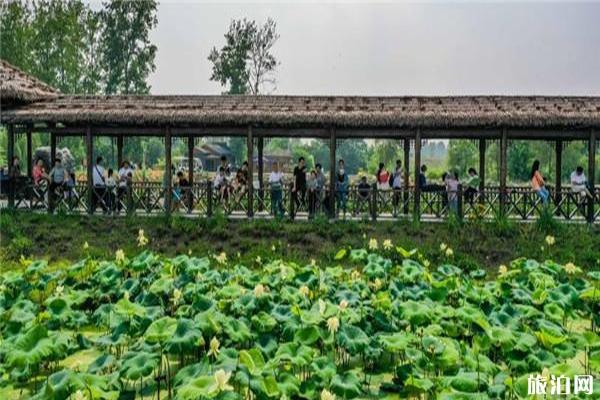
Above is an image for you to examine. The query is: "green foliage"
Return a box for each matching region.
[447,140,478,177]
[208,18,279,95]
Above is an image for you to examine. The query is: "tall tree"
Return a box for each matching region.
[208,18,279,95]
[81,8,102,94]
[0,1,33,71]
[100,0,158,94]
[447,140,478,176]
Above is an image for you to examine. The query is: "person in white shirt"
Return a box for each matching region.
[445,171,460,214]
[213,166,229,203]
[268,162,285,218]
[570,166,593,199]
[92,156,107,213]
[117,160,133,212]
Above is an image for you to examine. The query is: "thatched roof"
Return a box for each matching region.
[0,59,58,106]
[2,94,600,129]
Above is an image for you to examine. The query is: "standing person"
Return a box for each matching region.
[356,175,371,216]
[570,166,593,199]
[8,156,22,201]
[106,168,117,214]
[117,160,133,212]
[336,159,349,217]
[419,165,428,190]
[292,157,307,212]
[376,162,390,190]
[92,156,107,213]
[268,162,285,218]
[307,170,318,218]
[530,160,549,205]
[391,160,404,213]
[445,171,460,214]
[464,168,480,205]
[49,158,67,209]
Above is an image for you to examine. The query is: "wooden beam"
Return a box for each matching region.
[479,139,486,193]
[247,126,254,217]
[86,126,93,214]
[164,126,172,215]
[26,126,33,177]
[589,129,596,223]
[414,129,422,220]
[499,128,508,215]
[7,124,14,208]
[329,127,336,218]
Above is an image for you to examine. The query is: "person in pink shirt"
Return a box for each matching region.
[32,159,49,186]
[530,160,549,205]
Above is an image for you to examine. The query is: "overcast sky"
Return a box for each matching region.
[146,1,600,96]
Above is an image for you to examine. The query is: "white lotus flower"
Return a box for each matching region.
[368,238,378,250]
[123,291,130,301]
[137,229,148,247]
[564,262,577,274]
[327,316,339,334]
[214,369,233,392]
[299,285,310,297]
[55,285,64,297]
[350,270,361,280]
[445,248,453,257]
[339,299,349,311]
[383,239,393,250]
[83,241,89,250]
[310,258,317,267]
[115,249,125,263]
[73,390,87,400]
[255,256,262,264]
[440,243,448,251]
[545,235,555,246]
[498,265,508,276]
[172,288,182,305]
[321,389,336,400]
[372,278,383,291]
[254,284,266,297]
[214,252,227,265]
[271,244,276,251]
[208,337,220,357]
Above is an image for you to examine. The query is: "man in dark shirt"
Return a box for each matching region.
[419,164,428,190]
[292,157,307,212]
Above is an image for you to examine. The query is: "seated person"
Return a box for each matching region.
[356,176,371,214]
[213,167,230,202]
[570,166,593,199]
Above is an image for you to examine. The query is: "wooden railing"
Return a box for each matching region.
[4,178,600,223]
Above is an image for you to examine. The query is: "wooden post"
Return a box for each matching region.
[26,125,33,177]
[50,132,57,163]
[247,126,254,217]
[164,126,172,215]
[86,126,93,214]
[589,129,596,223]
[413,129,422,220]
[499,128,508,215]
[371,184,377,221]
[555,140,562,210]
[7,124,15,208]
[329,127,336,218]
[479,139,486,194]
[117,135,123,168]
[403,137,410,214]
[187,135,194,212]
[257,136,264,212]
[207,178,213,217]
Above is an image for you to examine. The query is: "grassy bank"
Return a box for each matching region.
[1,210,599,272]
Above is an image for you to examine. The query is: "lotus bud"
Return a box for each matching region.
[55,285,64,297]
[214,369,233,392]
[445,248,453,257]
[83,241,89,250]
[339,299,349,311]
[498,265,508,276]
[318,299,326,315]
[208,337,220,357]
[327,316,339,334]
[321,389,336,400]
[545,235,555,246]
[368,238,378,250]
[299,285,310,297]
[115,249,125,263]
[440,243,448,251]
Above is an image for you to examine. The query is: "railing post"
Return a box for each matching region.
[164,126,172,216]
[589,128,596,223]
[257,136,264,212]
[413,129,422,221]
[479,138,486,204]
[207,179,213,217]
[289,184,295,220]
[7,124,15,209]
[86,126,93,215]
[500,128,508,216]
[555,139,562,215]
[371,184,377,221]
[117,135,123,168]
[26,125,33,178]
[48,132,56,213]
[247,126,254,218]
[127,181,133,215]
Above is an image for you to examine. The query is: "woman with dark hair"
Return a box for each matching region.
[376,162,390,190]
[530,160,549,204]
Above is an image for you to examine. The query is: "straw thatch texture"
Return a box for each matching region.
[0,59,58,105]
[2,94,600,129]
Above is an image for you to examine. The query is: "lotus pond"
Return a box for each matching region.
[0,242,598,399]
